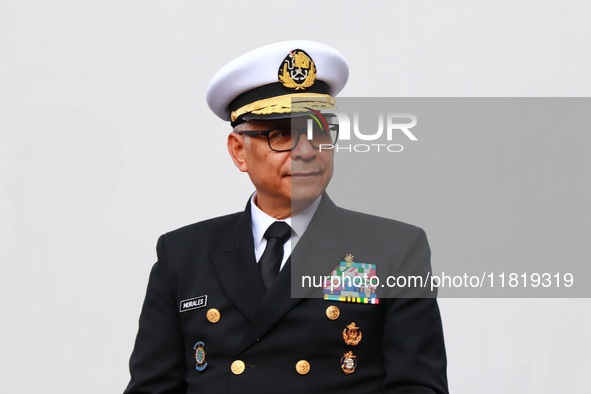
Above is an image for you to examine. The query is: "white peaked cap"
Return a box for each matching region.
[206,40,349,125]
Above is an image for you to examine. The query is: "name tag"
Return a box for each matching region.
[179,295,207,312]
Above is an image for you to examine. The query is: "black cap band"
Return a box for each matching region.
[229,80,330,127]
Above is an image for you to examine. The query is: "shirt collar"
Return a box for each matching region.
[250,193,322,247]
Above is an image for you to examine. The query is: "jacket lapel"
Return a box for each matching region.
[208,200,267,322]
[233,194,340,356]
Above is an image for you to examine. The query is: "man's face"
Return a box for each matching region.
[229,117,334,216]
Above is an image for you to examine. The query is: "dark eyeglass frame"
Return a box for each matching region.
[237,127,339,152]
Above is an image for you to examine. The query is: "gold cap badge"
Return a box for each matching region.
[278,49,317,90]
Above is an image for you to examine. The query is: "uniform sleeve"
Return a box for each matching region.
[124,235,187,394]
[382,228,449,394]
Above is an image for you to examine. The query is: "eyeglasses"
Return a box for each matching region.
[238,123,339,152]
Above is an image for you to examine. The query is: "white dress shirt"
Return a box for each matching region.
[250,193,322,271]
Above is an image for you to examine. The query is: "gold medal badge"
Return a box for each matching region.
[342,322,362,346]
[278,49,317,90]
[340,351,357,374]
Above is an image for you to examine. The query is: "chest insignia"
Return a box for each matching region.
[340,351,358,374]
[193,341,208,371]
[323,254,380,304]
[342,322,362,346]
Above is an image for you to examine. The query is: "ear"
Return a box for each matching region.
[227,132,248,172]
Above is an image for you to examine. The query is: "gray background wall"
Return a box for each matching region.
[1,1,590,392]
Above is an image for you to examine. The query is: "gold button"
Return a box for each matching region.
[326,305,340,320]
[231,360,245,375]
[206,308,221,323]
[296,360,310,375]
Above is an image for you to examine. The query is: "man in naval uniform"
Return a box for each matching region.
[124,41,448,394]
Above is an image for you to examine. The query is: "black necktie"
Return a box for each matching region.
[259,221,292,290]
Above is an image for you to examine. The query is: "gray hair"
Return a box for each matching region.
[232,123,251,147]
[232,123,248,133]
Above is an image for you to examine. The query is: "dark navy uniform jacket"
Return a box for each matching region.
[124,195,448,393]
